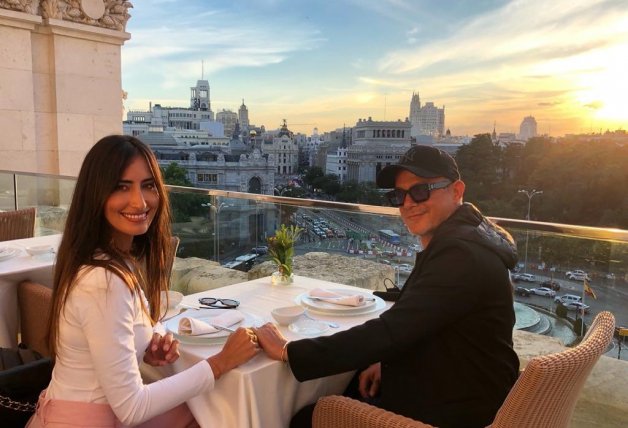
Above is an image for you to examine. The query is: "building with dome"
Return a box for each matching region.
[261,120,299,175]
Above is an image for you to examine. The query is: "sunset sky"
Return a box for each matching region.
[122,0,628,136]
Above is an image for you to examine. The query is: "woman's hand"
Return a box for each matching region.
[253,323,287,361]
[144,332,180,366]
[207,327,261,379]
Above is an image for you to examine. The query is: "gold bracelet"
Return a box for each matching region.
[281,342,289,363]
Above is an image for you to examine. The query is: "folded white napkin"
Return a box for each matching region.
[308,288,365,307]
[178,311,244,335]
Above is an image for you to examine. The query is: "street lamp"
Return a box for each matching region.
[274,186,291,196]
[518,189,543,273]
[201,202,232,263]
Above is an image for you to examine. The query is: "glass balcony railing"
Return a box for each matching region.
[2,170,628,359]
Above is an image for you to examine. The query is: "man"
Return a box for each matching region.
[256,145,519,427]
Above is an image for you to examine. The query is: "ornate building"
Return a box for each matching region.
[261,120,299,175]
[346,117,412,183]
[409,91,445,137]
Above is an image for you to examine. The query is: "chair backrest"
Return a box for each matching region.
[17,281,53,357]
[313,395,433,428]
[0,207,36,242]
[490,311,615,428]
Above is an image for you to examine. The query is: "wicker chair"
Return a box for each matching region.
[0,207,36,241]
[17,280,53,357]
[313,311,615,428]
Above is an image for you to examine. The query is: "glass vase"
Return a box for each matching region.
[271,271,294,286]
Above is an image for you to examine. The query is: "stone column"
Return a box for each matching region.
[0,1,132,177]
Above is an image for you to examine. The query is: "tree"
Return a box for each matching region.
[161,162,205,222]
[302,167,324,187]
[162,162,193,186]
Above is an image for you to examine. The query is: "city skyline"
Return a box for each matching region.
[122,0,628,136]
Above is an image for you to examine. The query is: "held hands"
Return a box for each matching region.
[252,323,287,361]
[207,328,261,379]
[144,332,180,366]
[358,362,381,399]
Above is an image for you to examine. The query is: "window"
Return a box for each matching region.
[197,173,218,184]
[357,130,365,138]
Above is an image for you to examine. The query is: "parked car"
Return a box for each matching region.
[540,279,561,291]
[563,301,590,313]
[513,273,536,283]
[529,287,556,297]
[251,246,268,255]
[514,287,531,297]
[396,263,413,273]
[566,270,589,281]
[554,294,582,304]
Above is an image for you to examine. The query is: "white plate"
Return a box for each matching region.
[288,319,330,337]
[26,245,54,256]
[296,289,386,316]
[0,247,20,262]
[164,309,263,345]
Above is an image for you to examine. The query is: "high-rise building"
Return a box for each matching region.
[238,99,249,134]
[216,109,239,138]
[519,116,538,141]
[409,91,445,137]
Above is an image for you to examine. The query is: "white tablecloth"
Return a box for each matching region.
[0,234,61,347]
[148,275,391,428]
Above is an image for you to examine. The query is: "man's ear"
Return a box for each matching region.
[452,180,465,202]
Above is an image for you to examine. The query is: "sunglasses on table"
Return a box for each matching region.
[198,297,240,309]
[385,180,452,207]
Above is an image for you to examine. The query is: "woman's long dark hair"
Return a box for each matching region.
[48,135,173,358]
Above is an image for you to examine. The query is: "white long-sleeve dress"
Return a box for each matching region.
[45,266,213,426]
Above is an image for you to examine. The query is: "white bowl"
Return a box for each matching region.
[271,305,305,326]
[25,245,54,256]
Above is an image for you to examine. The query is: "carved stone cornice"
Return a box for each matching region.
[42,0,132,31]
[0,0,38,15]
[1,0,132,31]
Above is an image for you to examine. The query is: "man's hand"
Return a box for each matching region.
[144,332,180,366]
[253,323,287,361]
[358,362,381,399]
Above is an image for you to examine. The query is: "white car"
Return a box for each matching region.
[396,263,413,273]
[529,287,556,297]
[554,294,582,304]
[566,270,589,281]
[563,301,590,313]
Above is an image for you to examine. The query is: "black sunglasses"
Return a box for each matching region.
[385,180,452,207]
[198,297,240,309]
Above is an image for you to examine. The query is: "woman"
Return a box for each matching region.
[28,135,260,427]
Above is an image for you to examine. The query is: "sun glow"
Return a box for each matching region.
[572,46,628,124]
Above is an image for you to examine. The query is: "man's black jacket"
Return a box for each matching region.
[287,203,520,427]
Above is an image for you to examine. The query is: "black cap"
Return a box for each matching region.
[376,145,460,188]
